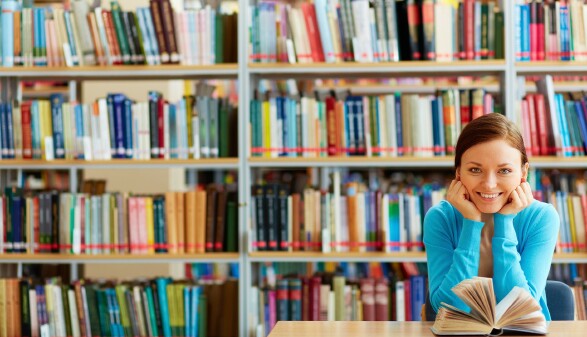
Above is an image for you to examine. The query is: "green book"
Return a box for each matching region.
[61,285,73,337]
[218,99,229,158]
[176,284,186,337]
[225,197,238,252]
[110,1,132,64]
[84,285,102,337]
[145,285,160,337]
[96,289,112,337]
[215,13,224,63]
[115,285,132,336]
[494,11,504,59]
[198,295,207,337]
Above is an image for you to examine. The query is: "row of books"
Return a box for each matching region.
[515,0,587,61]
[0,88,238,161]
[0,184,239,254]
[250,266,427,337]
[0,277,238,337]
[249,0,504,63]
[518,90,587,158]
[250,170,446,252]
[250,89,497,158]
[0,0,237,67]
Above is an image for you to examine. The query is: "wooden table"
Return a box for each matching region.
[268,321,587,336]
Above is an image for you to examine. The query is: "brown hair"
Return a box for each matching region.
[454,113,528,168]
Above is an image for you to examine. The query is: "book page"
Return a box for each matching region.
[431,305,493,336]
[495,286,544,329]
[450,278,493,325]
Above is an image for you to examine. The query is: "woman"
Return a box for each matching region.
[424,113,560,320]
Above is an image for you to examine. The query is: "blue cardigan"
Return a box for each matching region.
[423,200,560,320]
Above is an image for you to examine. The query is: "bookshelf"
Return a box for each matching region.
[3,0,587,336]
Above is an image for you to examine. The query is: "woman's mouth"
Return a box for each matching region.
[477,192,503,201]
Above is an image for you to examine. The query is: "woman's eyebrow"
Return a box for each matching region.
[464,161,514,167]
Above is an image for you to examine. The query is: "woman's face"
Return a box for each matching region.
[457,139,529,214]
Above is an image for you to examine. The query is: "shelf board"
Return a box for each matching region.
[248,252,427,262]
[0,158,239,169]
[250,252,587,263]
[248,156,455,168]
[248,60,506,78]
[0,64,238,79]
[516,61,587,74]
[248,156,587,169]
[0,253,240,263]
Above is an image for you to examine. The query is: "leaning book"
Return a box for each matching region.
[431,277,548,336]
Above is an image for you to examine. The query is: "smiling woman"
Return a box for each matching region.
[423,113,560,321]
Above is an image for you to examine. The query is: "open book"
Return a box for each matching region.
[431,277,547,336]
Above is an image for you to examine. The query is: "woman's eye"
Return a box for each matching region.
[470,168,481,173]
[499,168,512,174]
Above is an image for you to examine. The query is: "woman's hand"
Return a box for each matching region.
[498,181,534,215]
[446,179,482,222]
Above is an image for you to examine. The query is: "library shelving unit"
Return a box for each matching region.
[4,0,587,336]
[241,0,587,335]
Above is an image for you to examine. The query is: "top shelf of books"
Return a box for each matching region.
[0,65,239,80]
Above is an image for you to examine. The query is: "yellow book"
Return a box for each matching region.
[262,100,271,158]
[145,197,155,254]
[0,279,6,337]
[165,192,178,254]
[176,192,185,253]
[567,196,578,252]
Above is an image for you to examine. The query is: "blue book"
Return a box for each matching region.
[169,103,178,158]
[145,285,159,337]
[156,278,172,337]
[123,98,134,158]
[74,104,85,159]
[1,103,8,158]
[6,103,15,158]
[183,287,191,337]
[345,98,354,155]
[63,11,79,65]
[191,287,200,337]
[12,194,23,252]
[108,93,125,158]
[559,4,571,61]
[410,275,426,321]
[314,0,336,62]
[431,98,445,156]
[354,96,365,155]
[394,93,403,156]
[277,97,286,156]
[31,101,41,158]
[2,1,17,67]
[50,93,66,159]
[555,94,572,156]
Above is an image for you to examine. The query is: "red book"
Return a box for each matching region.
[33,196,40,253]
[533,94,550,156]
[101,10,122,65]
[375,279,389,321]
[300,3,325,62]
[463,0,475,60]
[21,101,33,159]
[157,97,165,158]
[537,1,545,60]
[360,278,376,321]
[326,97,337,156]
[310,277,321,321]
[404,279,412,321]
[526,94,540,156]
[530,1,538,61]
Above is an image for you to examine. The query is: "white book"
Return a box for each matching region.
[340,196,349,252]
[357,192,366,253]
[29,289,39,337]
[102,193,111,253]
[94,8,113,64]
[68,289,81,337]
[328,291,335,321]
[97,98,112,159]
[395,281,406,321]
[351,0,374,62]
[142,103,152,160]
[363,97,372,157]
[12,105,22,159]
[73,195,82,254]
[384,95,398,157]
[399,193,407,252]
[163,103,170,159]
[53,286,67,337]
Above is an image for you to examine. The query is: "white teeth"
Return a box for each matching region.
[480,193,499,199]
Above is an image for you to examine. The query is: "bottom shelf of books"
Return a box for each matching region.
[0,262,239,337]
[249,262,587,337]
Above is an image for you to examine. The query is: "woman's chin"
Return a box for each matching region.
[474,203,505,214]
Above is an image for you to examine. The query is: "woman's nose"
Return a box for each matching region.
[481,173,497,188]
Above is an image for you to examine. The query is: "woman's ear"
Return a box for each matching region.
[522,162,529,182]
[455,168,461,181]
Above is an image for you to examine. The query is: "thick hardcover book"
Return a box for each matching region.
[431,277,547,336]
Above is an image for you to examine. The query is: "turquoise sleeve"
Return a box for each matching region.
[492,204,560,302]
[424,204,485,312]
